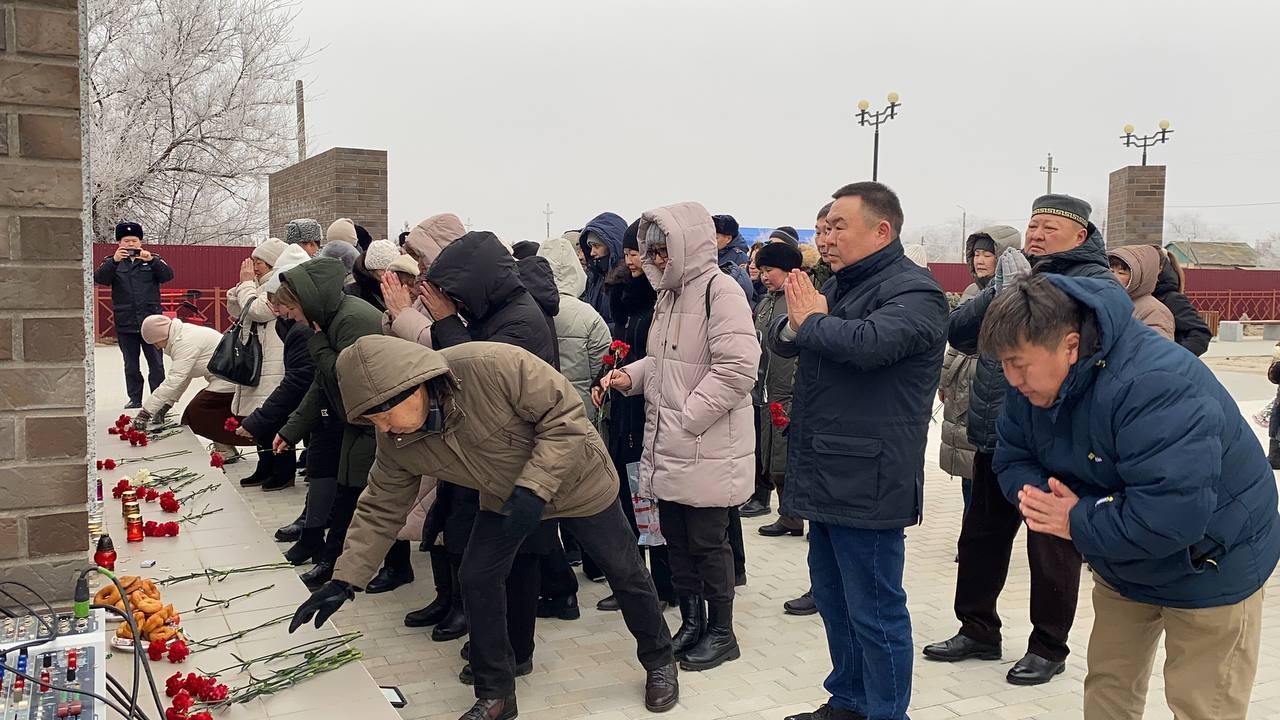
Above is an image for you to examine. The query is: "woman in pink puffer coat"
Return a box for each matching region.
[602,201,758,673]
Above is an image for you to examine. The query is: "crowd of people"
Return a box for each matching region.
[92,181,1280,720]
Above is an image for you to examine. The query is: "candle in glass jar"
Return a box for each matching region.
[120,488,137,518]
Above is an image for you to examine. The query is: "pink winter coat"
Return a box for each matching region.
[381,213,466,346]
[622,202,759,508]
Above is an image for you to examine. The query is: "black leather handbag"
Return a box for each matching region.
[207,305,263,386]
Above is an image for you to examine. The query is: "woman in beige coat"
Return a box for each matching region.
[227,237,290,485]
[1108,245,1176,340]
[601,201,759,673]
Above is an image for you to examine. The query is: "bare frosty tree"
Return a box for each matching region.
[87,0,307,245]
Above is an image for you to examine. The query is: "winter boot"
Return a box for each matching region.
[405,548,452,627]
[262,448,296,491]
[670,595,706,660]
[239,449,273,487]
[679,600,740,671]
[431,559,468,642]
[1270,437,1280,470]
[285,527,325,566]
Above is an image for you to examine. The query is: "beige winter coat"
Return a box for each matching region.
[331,336,617,587]
[143,319,236,415]
[226,277,285,417]
[1108,245,1176,340]
[622,202,759,508]
[382,213,466,345]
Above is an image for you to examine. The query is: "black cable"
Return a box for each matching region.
[108,671,155,720]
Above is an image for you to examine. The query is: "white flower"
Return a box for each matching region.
[133,468,152,486]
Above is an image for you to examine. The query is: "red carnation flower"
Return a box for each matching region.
[170,688,193,711]
[147,636,169,662]
[116,414,131,427]
[107,427,119,435]
[190,712,214,720]
[768,401,790,428]
[143,487,159,502]
[165,671,184,698]
[224,417,239,432]
[160,494,180,513]
[143,521,159,537]
[166,638,190,663]
[162,521,180,537]
[602,354,616,367]
[164,707,186,720]
[104,459,117,470]
[209,452,224,469]
[139,436,149,447]
[96,460,104,470]
[611,340,631,360]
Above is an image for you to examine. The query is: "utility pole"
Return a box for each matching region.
[1039,153,1059,193]
[464,217,473,231]
[543,203,554,239]
[956,205,967,256]
[295,80,306,162]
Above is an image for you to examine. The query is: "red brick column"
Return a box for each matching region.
[1106,165,1166,248]
[268,147,388,242]
[0,0,90,601]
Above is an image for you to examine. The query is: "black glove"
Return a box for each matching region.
[288,580,356,632]
[500,486,546,538]
[131,410,151,431]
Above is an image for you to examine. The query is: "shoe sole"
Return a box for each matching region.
[261,482,296,492]
[678,647,741,671]
[738,510,771,518]
[431,628,468,642]
[364,580,413,595]
[645,693,679,713]
[922,649,1001,663]
[1006,664,1065,686]
[783,607,818,616]
[758,529,805,537]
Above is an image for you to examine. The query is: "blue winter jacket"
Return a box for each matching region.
[717,234,756,303]
[769,239,948,528]
[578,212,627,329]
[994,274,1280,609]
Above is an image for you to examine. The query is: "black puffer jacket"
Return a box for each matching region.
[950,223,1113,452]
[93,253,174,334]
[1153,258,1211,356]
[516,255,561,370]
[426,232,558,368]
[240,318,315,444]
[605,272,657,465]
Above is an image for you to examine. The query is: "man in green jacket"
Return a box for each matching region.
[288,336,679,720]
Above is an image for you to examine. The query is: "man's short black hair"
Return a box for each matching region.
[979,275,1082,357]
[816,201,833,221]
[831,182,904,238]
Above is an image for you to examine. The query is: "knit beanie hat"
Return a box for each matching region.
[712,214,739,238]
[770,226,800,246]
[140,314,172,346]
[386,255,420,277]
[263,245,311,294]
[970,235,996,255]
[285,219,323,246]
[252,238,288,268]
[116,221,144,241]
[754,242,803,273]
[363,239,400,272]
[511,240,541,260]
[319,241,360,274]
[622,219,640,252]
[326,218,358,246]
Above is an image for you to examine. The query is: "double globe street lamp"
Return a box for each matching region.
[1121,119,1173,166]
[856,92,901,181]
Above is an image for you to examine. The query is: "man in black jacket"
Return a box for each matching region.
[770,183,948,720]
[924,194,1106,686]
[93,222,174,409]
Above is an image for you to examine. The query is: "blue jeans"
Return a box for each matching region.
[809,521,912,720]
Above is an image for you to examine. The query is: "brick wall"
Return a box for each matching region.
[0,0,90,601]
[1106,165,1166,248]
[268,147,388,243]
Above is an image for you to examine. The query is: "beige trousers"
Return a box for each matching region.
[1084,575,1263,720]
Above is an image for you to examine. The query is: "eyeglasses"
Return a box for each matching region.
[648,245,669,260]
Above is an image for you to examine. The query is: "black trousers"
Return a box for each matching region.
[750,406,772,504]
[537,521,580,599]
[657,500,735,604]
[322,485,407,573]
[118,331,165,404]
[460,503,673,698]
[727,506,746,577]
[955,452,1082,662]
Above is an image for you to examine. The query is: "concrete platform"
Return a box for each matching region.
[93,345,1280,720]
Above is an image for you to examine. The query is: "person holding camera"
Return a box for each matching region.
[94,221,174,409]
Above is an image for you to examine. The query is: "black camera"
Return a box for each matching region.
[126,248,141,258]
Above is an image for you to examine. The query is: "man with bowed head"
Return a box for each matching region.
[769,182,948,720]
[981,273,1279,720]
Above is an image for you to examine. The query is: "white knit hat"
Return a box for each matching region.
[252,238,288,267]
[363,239,400,272]
[263,244,313,294]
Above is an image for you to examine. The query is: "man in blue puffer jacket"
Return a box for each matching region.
[983,273,1279,720]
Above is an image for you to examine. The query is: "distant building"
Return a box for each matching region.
[1164,241,1260,269]
[740,226,816,245]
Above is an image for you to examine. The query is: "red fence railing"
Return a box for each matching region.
[94,287,232,341]
[1184,291,1280,322]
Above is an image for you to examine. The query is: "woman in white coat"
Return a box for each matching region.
[226,238,291,486]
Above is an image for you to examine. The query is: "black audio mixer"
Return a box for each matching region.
[1,611,107,720]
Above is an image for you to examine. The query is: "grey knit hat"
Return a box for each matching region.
[285,218,323,246]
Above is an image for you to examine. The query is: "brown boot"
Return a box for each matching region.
[458,696,516,720]
[644,662,679,712]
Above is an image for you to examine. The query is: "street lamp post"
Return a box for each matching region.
[1120,120,1173,166]
[856,92,901,181]
[956,204,967,247]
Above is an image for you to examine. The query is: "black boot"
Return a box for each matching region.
[275,513,305,542]
[262,448,296,491]
[458,697,516,720]
[1270,437,1280,470]
[535,594,580,620]
[300,561,334,591]
[679,600,739,671]
[670,595,705,660]
[366,563,415,594]
[432,559,468,642]
[239,449,273,487]
[405,548,452,627]
[285,527,325,566]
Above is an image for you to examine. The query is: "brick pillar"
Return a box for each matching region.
[0,0,91,601]
[269,147,388,242]
[1106,165,1166,248]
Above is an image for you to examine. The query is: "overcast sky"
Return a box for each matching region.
[288,0,1280,249]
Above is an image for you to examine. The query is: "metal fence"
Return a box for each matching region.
[94,287,232,340]
[1184,291,1280,322]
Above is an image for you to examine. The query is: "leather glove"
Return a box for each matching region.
[500,486,546,538]
[131,410,152,431]
[288,580,356,632]
[993,247,1032,292]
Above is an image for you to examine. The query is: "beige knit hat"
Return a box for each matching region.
[252,238,288,267]
[386,255,420,277]
[326,218,358,246]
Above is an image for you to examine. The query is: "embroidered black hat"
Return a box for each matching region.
[1031,194,1091,228]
